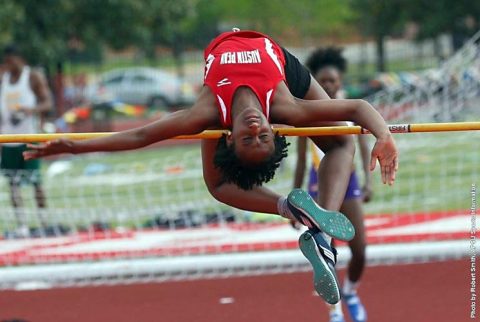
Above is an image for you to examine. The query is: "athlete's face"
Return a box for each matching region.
[3,55,22,73]
[315,67,342,99]
[228,107,275,165]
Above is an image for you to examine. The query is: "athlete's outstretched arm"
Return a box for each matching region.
[273,83,397,186]
[24,88,219,160]
[291,98,398,185]
[201,139,280,214]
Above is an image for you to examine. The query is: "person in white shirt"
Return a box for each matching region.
[0,45,52,235]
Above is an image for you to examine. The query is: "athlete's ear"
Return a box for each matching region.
[225,130,233,146]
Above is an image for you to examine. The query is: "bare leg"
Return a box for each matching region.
[340,198,367,282]
[9,178,26,228]
[303,76,355,211]
[34,183,48,227]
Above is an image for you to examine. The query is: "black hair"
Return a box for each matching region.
[213,132,289,190]
[305,47,347,75]
[3,44,20,57]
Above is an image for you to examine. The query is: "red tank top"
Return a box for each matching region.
[203,30,286,128]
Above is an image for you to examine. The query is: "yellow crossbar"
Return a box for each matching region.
[0,122,479,143]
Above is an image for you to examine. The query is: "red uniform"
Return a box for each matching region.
[203,30,286,128]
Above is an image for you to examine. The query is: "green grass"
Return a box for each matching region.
[359,132,479,214]
[1,131,478,231]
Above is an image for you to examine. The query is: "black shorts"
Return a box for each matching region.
[282,47,311,99]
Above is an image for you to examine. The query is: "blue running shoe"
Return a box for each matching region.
[299,228,340,304]
[344,293,367,322]
[330,312,345,322]
[288,189,355,241]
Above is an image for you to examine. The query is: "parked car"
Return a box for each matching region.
[88,67,196,109]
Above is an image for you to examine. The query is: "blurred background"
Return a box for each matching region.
[0,0,478,127]
[0,1,479,322]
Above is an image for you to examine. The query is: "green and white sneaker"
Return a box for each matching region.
[288,189,355,241]
[299,228,341,304]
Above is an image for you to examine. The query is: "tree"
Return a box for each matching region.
[401,0,480,50]
[0,0,159,67]
[350,0,405,72]
[0,1,23,45]
[140,0,201,76]
[0,0,161,115]
[216,0,353,44]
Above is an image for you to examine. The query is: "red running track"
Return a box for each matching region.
[0,259,473,322]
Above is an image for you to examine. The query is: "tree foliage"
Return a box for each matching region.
[1,0,478,69]
[350,0,406,72]
[216,0,353,42]
[0,0,354,67]
[350,0,480,71]
[401,0,479,40]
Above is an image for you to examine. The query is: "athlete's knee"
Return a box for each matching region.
[324,135,355,162]
[320,134,355,157]
[338,134,355,155]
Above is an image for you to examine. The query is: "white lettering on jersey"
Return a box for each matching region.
[204,54,215,80]
[220,50,261,64]
[217,78,231,87]
[220,52,236,64]
[264,38,283,75]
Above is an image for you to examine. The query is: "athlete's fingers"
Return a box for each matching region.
[386,165,393,185]
[388,169,395,185]
[23,150,38,160]
[46,140,57,146]
[26,143,45,150]
[370,153,377,171]
[380,163,386,184]
[391,158,397,184]
[385,165,390,185]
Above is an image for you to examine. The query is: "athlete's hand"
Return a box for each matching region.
[23,139,75,160]
[370,134,398,185]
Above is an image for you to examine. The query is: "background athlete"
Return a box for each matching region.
[1,45,52,237]
[294,47,370,322]
[24,30,398,304]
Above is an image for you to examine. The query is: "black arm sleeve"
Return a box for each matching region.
[282,47,311,99]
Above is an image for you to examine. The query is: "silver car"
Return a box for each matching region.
[94,67,196,108]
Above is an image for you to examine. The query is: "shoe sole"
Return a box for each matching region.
[299,231,341,304]
[288,189,355,241]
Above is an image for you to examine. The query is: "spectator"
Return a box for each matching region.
[0,45,53,236]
